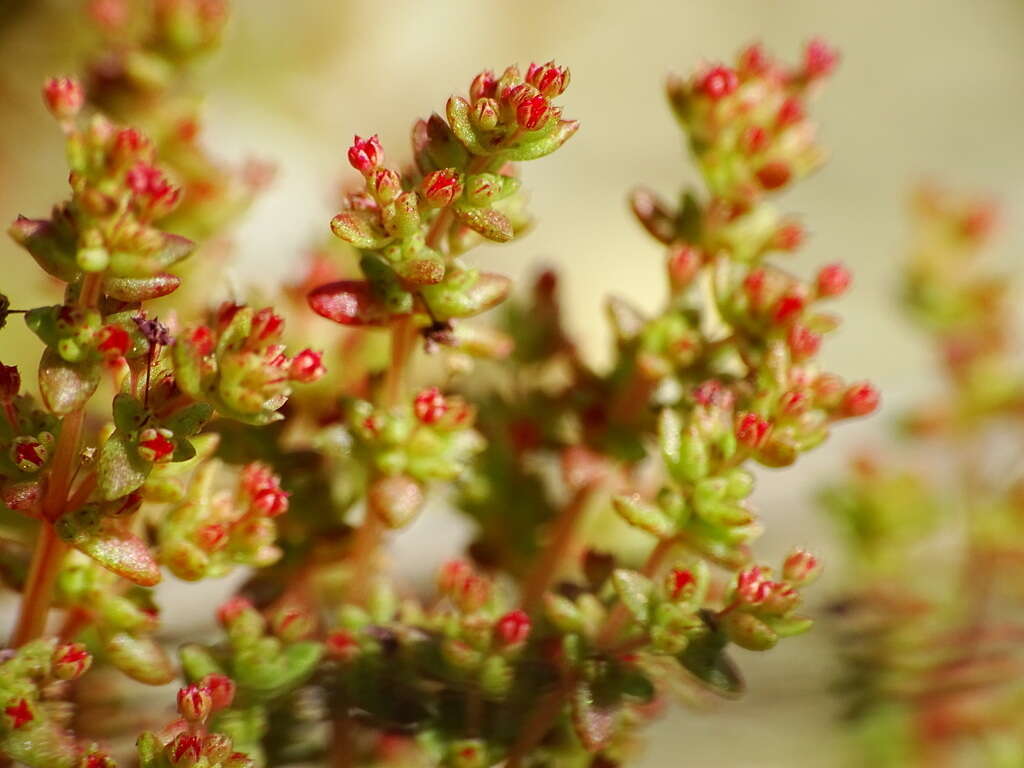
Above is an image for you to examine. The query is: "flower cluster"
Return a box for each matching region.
[820,186,1024,764]
[159,460,291,580]
[309,61,577,341]
[0,5,885,766]
[174,304,325,424]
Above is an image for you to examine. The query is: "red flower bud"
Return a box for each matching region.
[138,428,175,463]
[736,566,769,604]
[494,609,531,647]
[469,69,498,102]
[189,326,216,356]
[251,307,284,341]
[525,61,571,98]
[782,548,820,584]
[97,324,131,360]
[699,65,738,100]
[0,364,20,402]
[326,629,360,661]
[347,134,383,175]
[272,607,315,642]
[169,733,204,766]
[126,162,181,213]
[516,95,550,131]
[804,38,839,80]
[756,161,792,191]
[772,292,805,326]
[738,43,770,76]
[196,523,228,552]
[42,76,84,120]
[787,324,821,361]
[253,486,289,517]
[816,262,852,298]
[437,560,490,612]
[774,221,804,252]
[177,683,212,722]
[666,245,701,289]
[735,412,771,448]
[742,268,767,307]
[775,98,804,127]
[414,387,448,424]
[369,167,402,203]
[778,389,810,416]
[3,698,34,729]
[289,348,326,383]
[741,125,769,155]
[840,381,880,417]
[52,642,92,680]
[11,436,48,472]
[217,595,254,626]
[421,169,463,207]
[200,674,236,711]
[666,568,696,601]
[692,379,734,409]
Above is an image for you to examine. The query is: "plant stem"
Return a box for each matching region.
[504,679,571,768]
[10,273,102,647]
[520,483,598,614]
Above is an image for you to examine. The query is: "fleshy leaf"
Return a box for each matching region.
[8,215,79,282]
[98,432,151,500]
[105,632,175,684]
[421,271,511,320]
[308,280,396,326]
[676,625,745,698]
[62,517,161,586]
[611,569,653,623]
[445,96,486,154]
[501,120,580,162]
[570,679,616,752]
[330,210,393,249]
[612,494,675,538]
[38,348,100,416]
[453,204,514,242]
[103,273,181,301]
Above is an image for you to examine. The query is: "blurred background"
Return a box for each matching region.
[2,0,1023,764]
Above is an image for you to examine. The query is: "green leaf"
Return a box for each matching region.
[453,204,513,242]
[105,632,175,684]
[8,215,79,282]
[612,494,675,538]
[164,402,213,436]
[103,273,181,301]
[1,721,78,768]
[307,280,395,327]
[62,518,161,587]
[108,233,196,278]
[766,615,813,638]
[330,210,393,249]
[721,611,778,651]
[179,643,226,681]
[38,348,100,416]
[112,393,147,433]
[98,432,151,501]
[676,625,745,698]
[611,569,653,624]
[501,119,580,161]
[235,641,323,701]
[420,270,511,320]
[445,96,486,154]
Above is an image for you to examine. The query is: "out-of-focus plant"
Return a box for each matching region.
[821,185,1024,767]
[1,4,879,765]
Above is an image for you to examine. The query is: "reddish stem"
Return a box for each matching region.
[10,273,102,646]
[520,483,598,613]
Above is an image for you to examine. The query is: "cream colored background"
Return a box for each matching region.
[2,0,1024,764]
